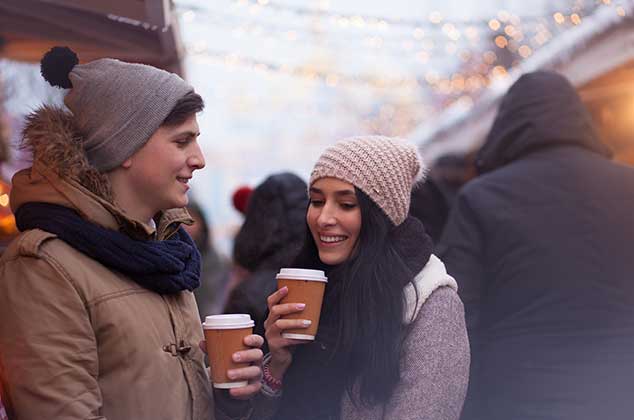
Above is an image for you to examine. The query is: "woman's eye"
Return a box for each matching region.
[309,199,324,207]
[341,203,357,210]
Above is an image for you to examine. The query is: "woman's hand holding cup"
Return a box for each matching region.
[264,286,313,380]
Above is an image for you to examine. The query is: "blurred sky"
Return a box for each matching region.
[175,0,578,253]
[0,0,605,254]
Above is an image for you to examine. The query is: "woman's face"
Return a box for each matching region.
[307,177,362,266]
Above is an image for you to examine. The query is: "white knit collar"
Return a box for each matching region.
[402,255,458,324]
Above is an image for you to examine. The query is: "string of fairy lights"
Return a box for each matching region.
[173,0,630,135]
[178,0,627,97]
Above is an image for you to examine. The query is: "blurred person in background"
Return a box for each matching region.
[409,152,476,245]
[232,185,253,217]
[221,184,255,304]
[184,200,231,319]
[224,172,307,339]
[439,71,634,420]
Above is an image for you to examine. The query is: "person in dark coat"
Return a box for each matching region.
[438,70,634,420]
[224,172,307,338]
[409,153,476,245]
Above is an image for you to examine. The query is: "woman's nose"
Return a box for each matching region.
[317,204,336,227]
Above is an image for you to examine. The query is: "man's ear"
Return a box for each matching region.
[121,158,133,169]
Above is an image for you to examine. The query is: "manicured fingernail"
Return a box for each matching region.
[302,320,312,326]
[233,353,241,362]
[280,286,288,293]
[296,303,306,309]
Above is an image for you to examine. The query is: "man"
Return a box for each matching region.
[0,47,262,419]
[439,71,634,420]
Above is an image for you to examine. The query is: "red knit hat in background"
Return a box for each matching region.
[232,186,253,215]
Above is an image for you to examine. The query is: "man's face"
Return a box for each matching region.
[122,115,205,214]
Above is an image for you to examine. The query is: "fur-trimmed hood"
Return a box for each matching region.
[21,105,113,202]
[11,106,191,239]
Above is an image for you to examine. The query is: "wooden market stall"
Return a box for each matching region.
[0,0,185,75]
[0,0,187,246]
[410,3,634,165]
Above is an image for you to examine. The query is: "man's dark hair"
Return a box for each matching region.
[162,91,204,126]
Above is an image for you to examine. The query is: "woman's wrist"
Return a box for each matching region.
[261,354,287,396]
[262,362,283,391]
[266,354,291,381]
[267,358,289,382]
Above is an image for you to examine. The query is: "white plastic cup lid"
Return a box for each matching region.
[276,268,328,282]
[203,314,254,330]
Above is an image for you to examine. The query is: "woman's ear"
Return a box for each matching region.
[121,158,133,169]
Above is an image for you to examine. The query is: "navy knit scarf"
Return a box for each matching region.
[15,202,200,294]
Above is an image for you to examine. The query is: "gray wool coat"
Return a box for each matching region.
[253,255,470,420]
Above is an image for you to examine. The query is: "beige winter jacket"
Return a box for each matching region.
[0,107,248,420]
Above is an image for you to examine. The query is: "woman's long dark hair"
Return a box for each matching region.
[293,187,419,407]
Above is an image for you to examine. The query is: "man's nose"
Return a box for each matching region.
[188,143,205,170]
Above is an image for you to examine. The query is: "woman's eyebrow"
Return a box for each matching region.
[309,187,355,197]
[334,190,355,197]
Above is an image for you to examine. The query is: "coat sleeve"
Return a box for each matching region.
[248,391,281,420]
[0,254,106,420]
[245,352,282,420]
[384,287,470,420]
[437,191,486,336]
[213,391,256,420]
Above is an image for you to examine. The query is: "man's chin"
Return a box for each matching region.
[159,196,188,211]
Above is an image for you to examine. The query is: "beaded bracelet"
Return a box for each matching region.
[262,361,283,391]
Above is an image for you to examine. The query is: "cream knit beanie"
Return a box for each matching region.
[309,136,425,226]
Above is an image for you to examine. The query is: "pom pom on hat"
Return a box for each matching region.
[232,186,253,215]
[40,46,79,89]
[35,48,194,172]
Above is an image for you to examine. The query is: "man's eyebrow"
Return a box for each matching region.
[171,130,200,138]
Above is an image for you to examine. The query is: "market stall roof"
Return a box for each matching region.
[0,0,184,75]
[410,2,634,161]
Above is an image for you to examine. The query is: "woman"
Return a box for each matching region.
[252,136,470,420]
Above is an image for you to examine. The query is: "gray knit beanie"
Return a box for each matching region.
[309,135,425,226]
[40,46,194,172]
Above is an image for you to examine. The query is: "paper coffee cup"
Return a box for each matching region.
[203,314,255,389]
[276,268,328,340]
